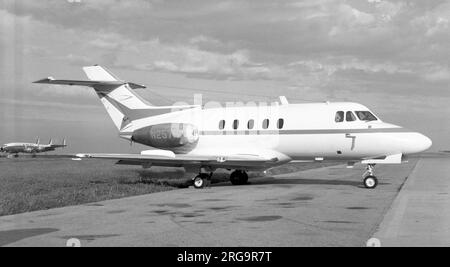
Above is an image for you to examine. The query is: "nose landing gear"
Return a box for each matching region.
[363,164,378,189]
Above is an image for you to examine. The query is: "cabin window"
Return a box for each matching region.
[335,111,344,122]
[219,120,225,130]
[247,119,254,129]
[233,119,239,130]
[346,111,356,122]
[355,111,378,121]
[277,118,284,129]
[262,119,270,129]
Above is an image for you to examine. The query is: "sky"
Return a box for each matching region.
[0,0,449,153]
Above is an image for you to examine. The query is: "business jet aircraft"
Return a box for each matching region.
[34,65,432,189]
[1,138,67,158]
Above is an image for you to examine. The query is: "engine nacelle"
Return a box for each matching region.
[131,123,199,152]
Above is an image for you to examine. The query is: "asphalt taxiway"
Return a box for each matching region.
[0,155,448,247]
[373,154,450,246]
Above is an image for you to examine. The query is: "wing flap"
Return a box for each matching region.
[76,150,289,169]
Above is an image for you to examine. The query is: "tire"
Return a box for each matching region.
[230,170,248,185]
[230,171,240,185]
[241,171,248,184]
[363,175,378,189]
[193,175,205,189]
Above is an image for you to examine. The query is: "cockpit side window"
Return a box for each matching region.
[355,111,378,121]
[346,111,356,122]
[335,111,344,122]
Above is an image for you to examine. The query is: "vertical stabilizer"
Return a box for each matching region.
[83,65,121,81]
[82,66,156,130]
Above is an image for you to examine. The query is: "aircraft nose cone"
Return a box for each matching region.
[421,134,432,152]
[402,133,432,155]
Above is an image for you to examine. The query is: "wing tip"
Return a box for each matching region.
[33,77,55,84]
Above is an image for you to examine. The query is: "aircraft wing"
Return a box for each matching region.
[361,153,403,164]
[75,150,291,170]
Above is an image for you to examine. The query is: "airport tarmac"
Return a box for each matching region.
[0,155,448,247]
[373,155,450,246]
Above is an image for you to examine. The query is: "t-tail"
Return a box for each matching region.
[34,66,196,138]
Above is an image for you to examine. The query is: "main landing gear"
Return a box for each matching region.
[193,173,212,189]
[192,169,249,189]
[229,170,248,185]
[363,164,378,189]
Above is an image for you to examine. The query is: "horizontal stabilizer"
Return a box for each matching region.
[33,78,146,89]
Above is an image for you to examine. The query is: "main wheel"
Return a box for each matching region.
[193,175,205,189]
[230,170,248,185]
[230,171,239,185]
[363,175,378,189]
[240,171,248,184]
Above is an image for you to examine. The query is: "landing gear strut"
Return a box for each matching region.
[230,170,248,185]
[193,172,212,189]
[362,164,378,189]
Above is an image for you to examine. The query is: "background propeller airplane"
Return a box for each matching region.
[1,138,67,158]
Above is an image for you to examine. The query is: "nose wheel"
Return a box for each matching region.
[363,164,378,189]
[363,175,378,189]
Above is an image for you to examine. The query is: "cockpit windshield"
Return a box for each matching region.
[355,111,378,121]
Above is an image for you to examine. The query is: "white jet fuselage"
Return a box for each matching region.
[121,102,432,165]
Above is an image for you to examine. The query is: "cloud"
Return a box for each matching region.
[1,1,449,89]
[288,58,404,76]
[423,66,450,82]
[1,0,449,151]
[1,1,449,87]
[115,40,281,80]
